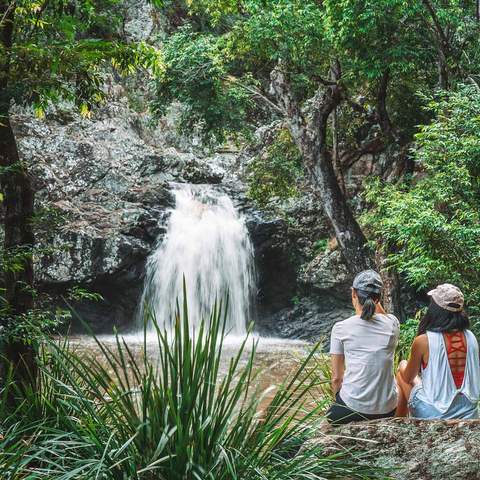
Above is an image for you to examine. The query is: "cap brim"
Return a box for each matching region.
[427,289,436,296]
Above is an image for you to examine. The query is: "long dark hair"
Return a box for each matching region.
[355,289,381,321]
[417,300,470,336]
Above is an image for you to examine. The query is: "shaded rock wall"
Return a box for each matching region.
[236,124,356,340]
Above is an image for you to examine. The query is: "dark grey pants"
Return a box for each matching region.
[326,393,396,425]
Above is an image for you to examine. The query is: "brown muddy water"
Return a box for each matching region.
[68,334,325,410]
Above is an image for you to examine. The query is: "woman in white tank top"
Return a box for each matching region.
[396,284,480,419]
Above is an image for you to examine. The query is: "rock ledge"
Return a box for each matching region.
[313,418,480,479]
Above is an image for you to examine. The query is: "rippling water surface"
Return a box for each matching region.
[69,334,310,406]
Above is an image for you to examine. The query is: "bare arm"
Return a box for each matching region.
[399,335,427,385]
[331,354,345,395]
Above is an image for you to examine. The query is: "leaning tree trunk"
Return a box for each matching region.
[270,65,373,274]
[303,135,373,273]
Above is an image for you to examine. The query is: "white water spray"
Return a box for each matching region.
[138,185,256,335]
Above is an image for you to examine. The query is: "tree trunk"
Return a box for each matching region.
[375,249,404,321]
[304,134,373,274]
[270,65,373,274]
[0,108,37,389]
[437,48,449,90]
[376,70,394,138]
[421,0,450,89]
[1,3,37,389]
[0,117,35,314]
[331,107,346,195]
[305,73,373,274]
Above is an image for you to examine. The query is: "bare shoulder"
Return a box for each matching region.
[412,334,428,352]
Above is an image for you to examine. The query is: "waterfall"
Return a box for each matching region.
[137,184,256,335]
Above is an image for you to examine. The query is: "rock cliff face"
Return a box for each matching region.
[12,98,248,331]
[13,91,352,336]
[7,0,355,338]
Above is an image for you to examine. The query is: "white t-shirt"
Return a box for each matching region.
[330,313,400,414]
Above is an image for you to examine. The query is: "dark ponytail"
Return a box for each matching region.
[355,289,381,321]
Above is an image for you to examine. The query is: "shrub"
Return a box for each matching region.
[394,317,420,368]
[363,85,480,321]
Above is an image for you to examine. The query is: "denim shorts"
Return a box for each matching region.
[408,385,479,420]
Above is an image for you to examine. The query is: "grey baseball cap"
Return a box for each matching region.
[428,283,464,312]
[352,269,383,294]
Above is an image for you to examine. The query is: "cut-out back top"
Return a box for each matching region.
[419,330,480,413]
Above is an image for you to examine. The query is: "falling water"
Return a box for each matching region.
[137,185,256,335]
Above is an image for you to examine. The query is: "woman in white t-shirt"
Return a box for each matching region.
[327,270,400,425]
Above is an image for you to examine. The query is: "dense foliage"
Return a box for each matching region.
[1,0,161,115]
[155,0,479,143]
[364,85,480,317]
[246,128,303,207]
[152,0,480,279]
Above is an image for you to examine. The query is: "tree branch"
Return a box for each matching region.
[421,0,451,88]
[269,63,306,143]
[0,1,15,106]
[376,69,394,138]
[224,75,285,116]
[0,2,14,30]
[340,136,386,171]
[422,0,450,51]
[309,60,344,137]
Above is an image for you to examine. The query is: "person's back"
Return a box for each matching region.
[331,313,399,414]
[327,270,400,425]
[443,330,469,389]
[396,284,480,419]
[415,329,480,418]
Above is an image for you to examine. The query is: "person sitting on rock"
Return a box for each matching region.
[396,284,480,419]
[327,270,400,425]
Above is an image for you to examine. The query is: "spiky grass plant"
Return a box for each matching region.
[293,347,334,413]
[0,294,388,479]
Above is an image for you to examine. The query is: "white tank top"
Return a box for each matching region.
[419,330,480,413]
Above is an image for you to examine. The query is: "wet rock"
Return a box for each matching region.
[11,91,315,332]
[11,96,225,330]
[244,189,353,340]
[246,217,297,318]
[299,250,350,292]
[311,418,480,480]
[258,296,353,343]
